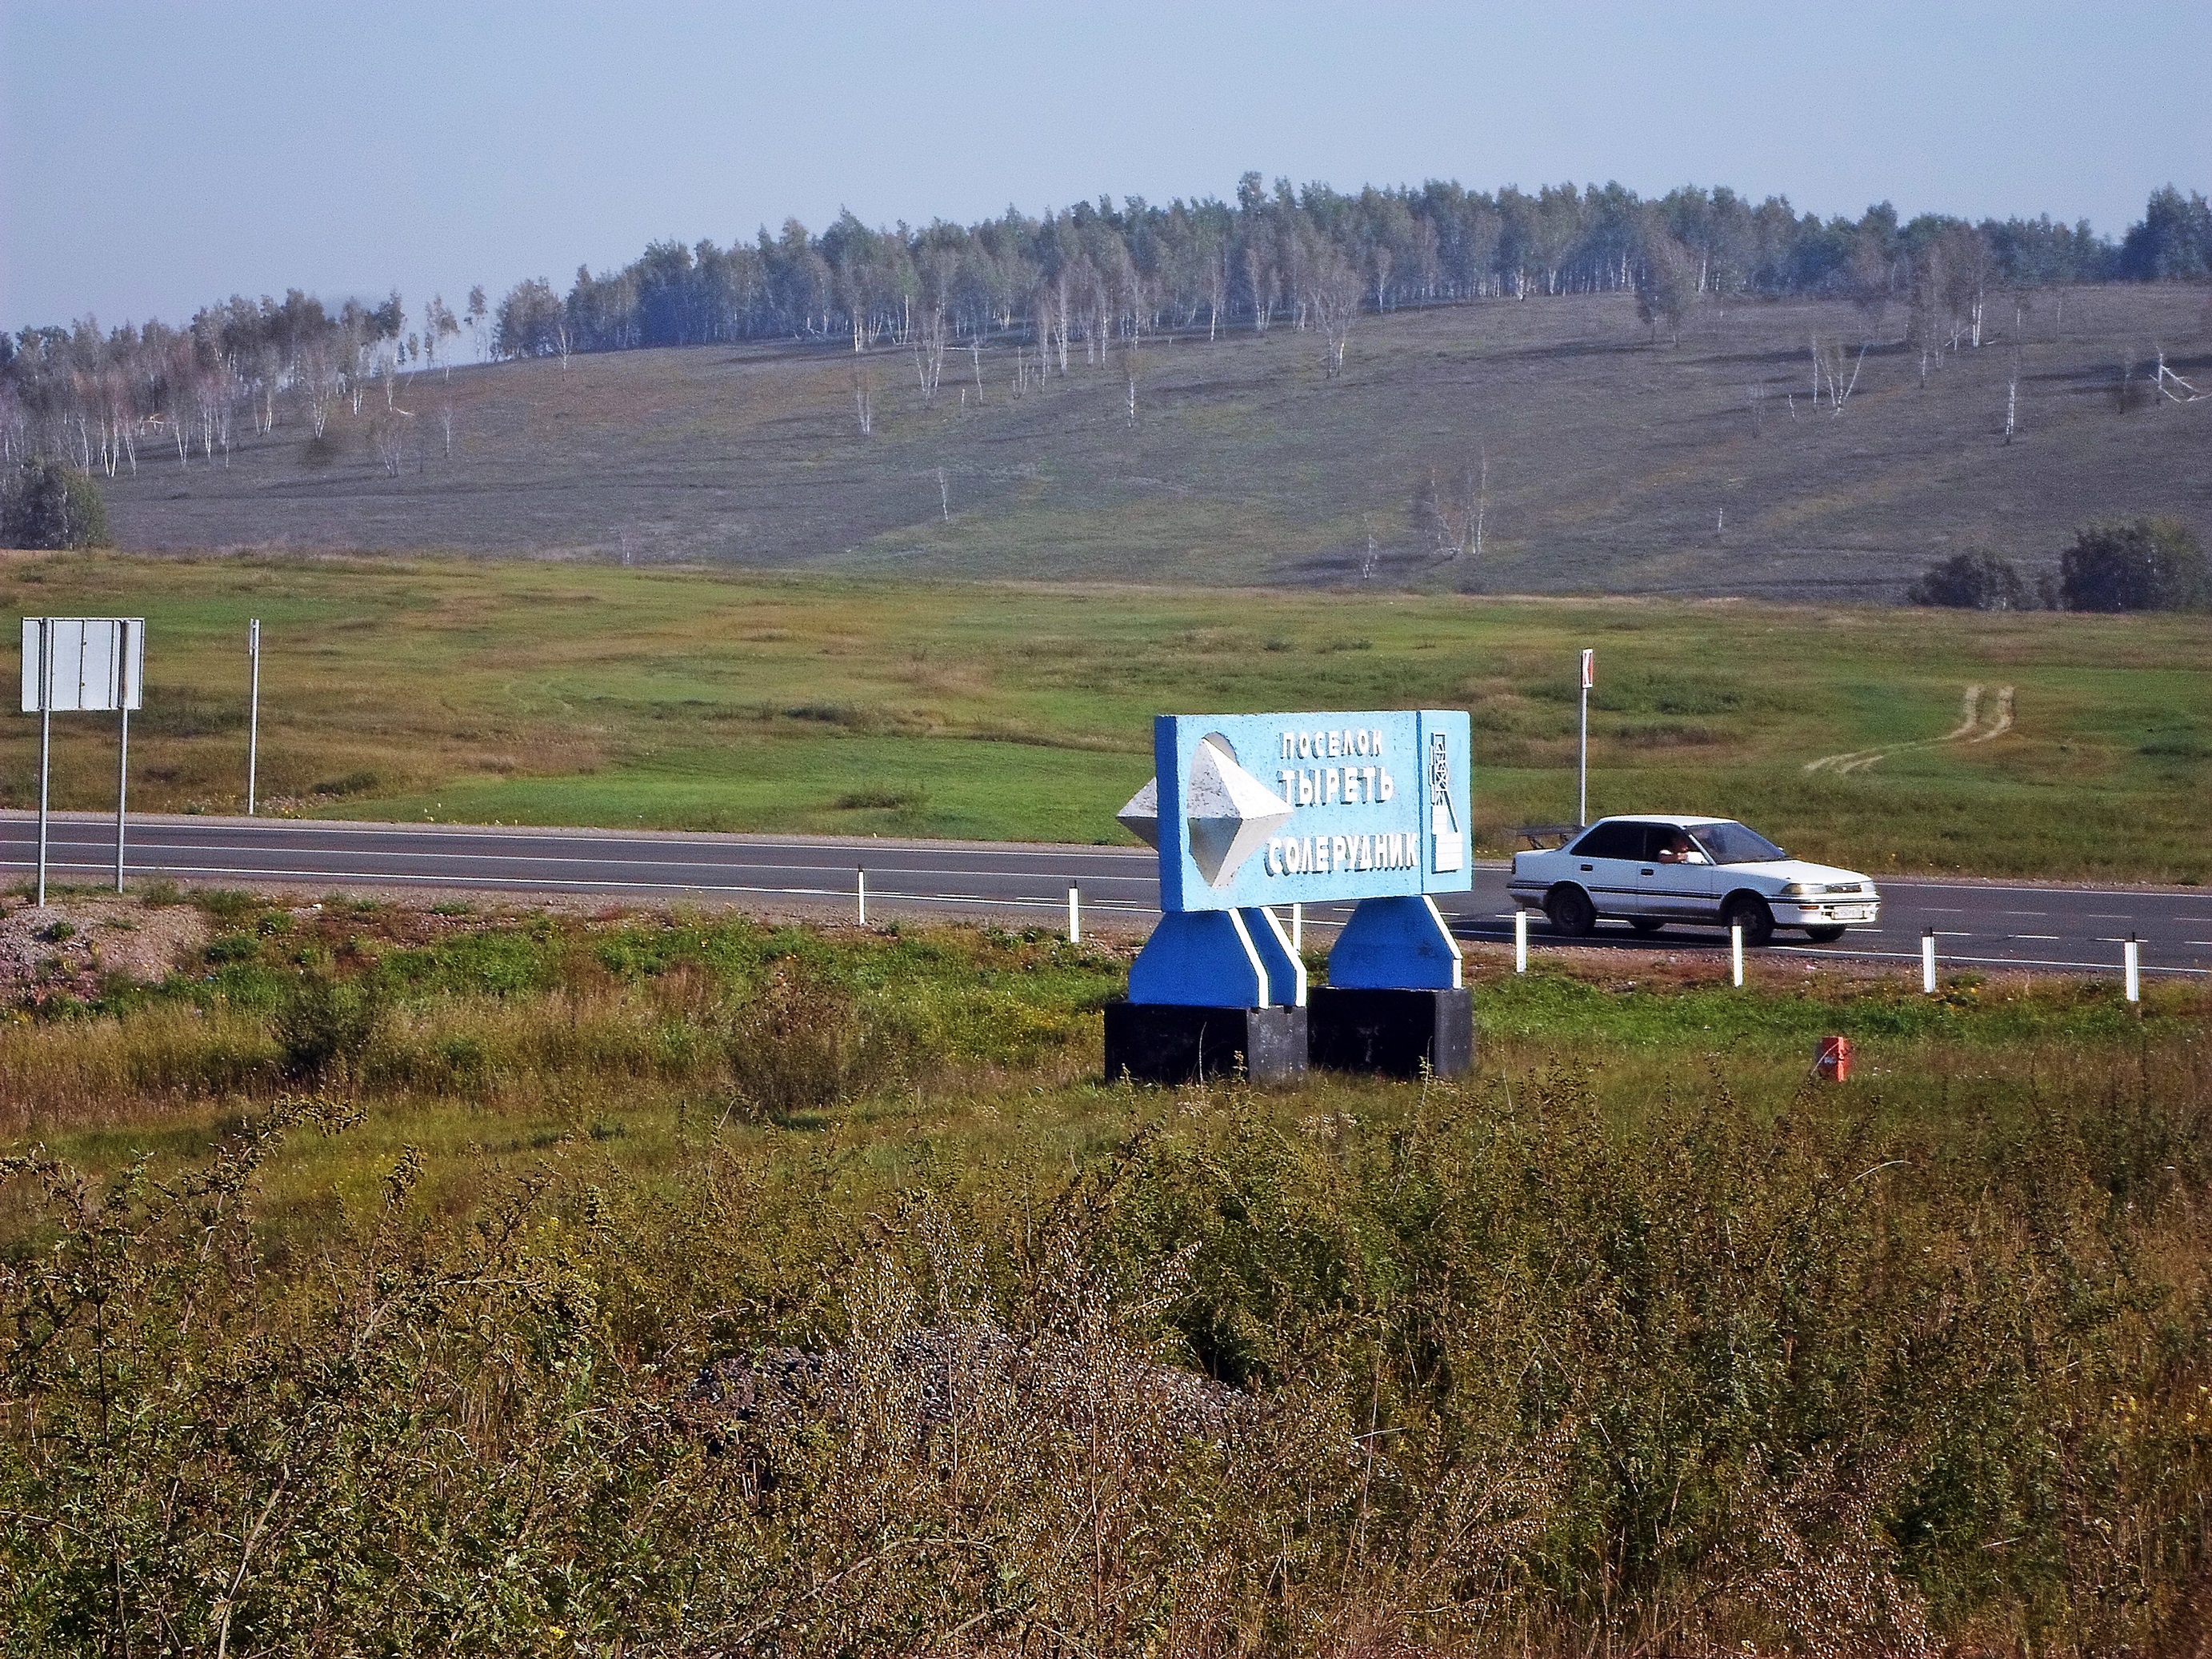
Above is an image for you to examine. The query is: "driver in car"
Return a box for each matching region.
[1656,830,1694,864]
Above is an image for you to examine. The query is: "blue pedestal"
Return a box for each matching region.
[1326,895,1462,990]
[1129,908,1306,1009]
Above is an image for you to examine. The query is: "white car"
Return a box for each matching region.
[1507,815,1880,945]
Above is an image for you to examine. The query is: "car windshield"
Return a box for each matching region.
[1690,821,1786,865]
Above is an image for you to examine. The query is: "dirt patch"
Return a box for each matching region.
[0,897,208,1005]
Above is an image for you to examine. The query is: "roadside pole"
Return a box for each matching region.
[115,620,131,892]
[856,865,866,926]
[2124,935,2140,1003]
[35,619,50,908]
[1578,648,1594,826]
[1514,907,1528,973]
[1730,922,1744,987]
[1067,884,1080,943]
[246,619,261,816]
[1922,929,1938,994]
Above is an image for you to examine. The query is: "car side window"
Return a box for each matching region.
[1645,825,1701,863]
[1570,822,1644,859]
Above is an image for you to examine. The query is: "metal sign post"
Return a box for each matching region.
[115,619,135,891]
[34,620,50,906]
[1578,648,1594,828]
[19,617,146,907]
[246,618,261,815]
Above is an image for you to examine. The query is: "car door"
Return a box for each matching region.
[1634,822,1718,921]
[1565,820,1652,920]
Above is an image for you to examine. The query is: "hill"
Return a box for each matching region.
[98,286,2211,599]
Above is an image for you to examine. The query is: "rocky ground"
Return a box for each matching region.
[0,895,207,1006]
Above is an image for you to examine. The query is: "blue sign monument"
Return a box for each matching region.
[1104,710,1474,1085]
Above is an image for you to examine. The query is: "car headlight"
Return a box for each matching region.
[1778,882,1814,897]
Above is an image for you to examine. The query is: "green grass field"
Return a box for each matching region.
[2,553,2206,878]
[4,893,2209,1650]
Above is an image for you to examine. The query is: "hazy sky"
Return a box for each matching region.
[5,0,2206,331]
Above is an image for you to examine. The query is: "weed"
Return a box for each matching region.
[831,786,927,810]
[190,888,262,924]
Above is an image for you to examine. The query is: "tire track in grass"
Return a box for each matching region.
[1966,686,2015,742]
[1805,684,2013,774]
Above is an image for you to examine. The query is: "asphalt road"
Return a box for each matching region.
[5,811,2208,980]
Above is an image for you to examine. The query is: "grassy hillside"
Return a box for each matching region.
[102,287,2212,599]
[4,894,2210,1650]
[2,554,2206,878]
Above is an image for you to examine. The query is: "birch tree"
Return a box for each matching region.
[298,336,342,438]
[1634,232,1699,346]
[1411,454,1486,559]
[422,296,460,376]
[1308,250,1362,377]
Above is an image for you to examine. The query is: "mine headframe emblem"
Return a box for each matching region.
[1428,730,1462,873]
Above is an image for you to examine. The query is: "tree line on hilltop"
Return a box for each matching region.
[1,173,2206,499]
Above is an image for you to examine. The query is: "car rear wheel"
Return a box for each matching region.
[1628,918,1666,935]
[1545,885,1597,937]
[1722,893,1775,948]
[1804,924,1846,944]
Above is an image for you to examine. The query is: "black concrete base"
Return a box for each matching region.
[1308,986,1474,1078]
[1102,1001,1309,1087]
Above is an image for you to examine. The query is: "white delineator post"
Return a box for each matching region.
[1514,906,1528,973]
[1730,921,1744,987]
[1578,648,1594,826]
[1922,928,1938,994]
[856,865,867,927]
[1067,884,1080,943]
[2124,934,2140,1004]
[246,618,262,816]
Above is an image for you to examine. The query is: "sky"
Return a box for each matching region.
[4,0,2207,331]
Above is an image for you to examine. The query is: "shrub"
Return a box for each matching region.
[0,459,110,550]
[272,969,386,1082]
[724,961,898,1119]
[1905,551,2034,610]
[2058,516,2209,611]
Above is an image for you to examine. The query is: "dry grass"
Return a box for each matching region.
[1,897,2210,1649]
[85,287,2212,604]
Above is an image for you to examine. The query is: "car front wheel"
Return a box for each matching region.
[1722,893,1775,948]
[1545,885,1597,937]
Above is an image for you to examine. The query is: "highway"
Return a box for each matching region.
[4,811,2208,979]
